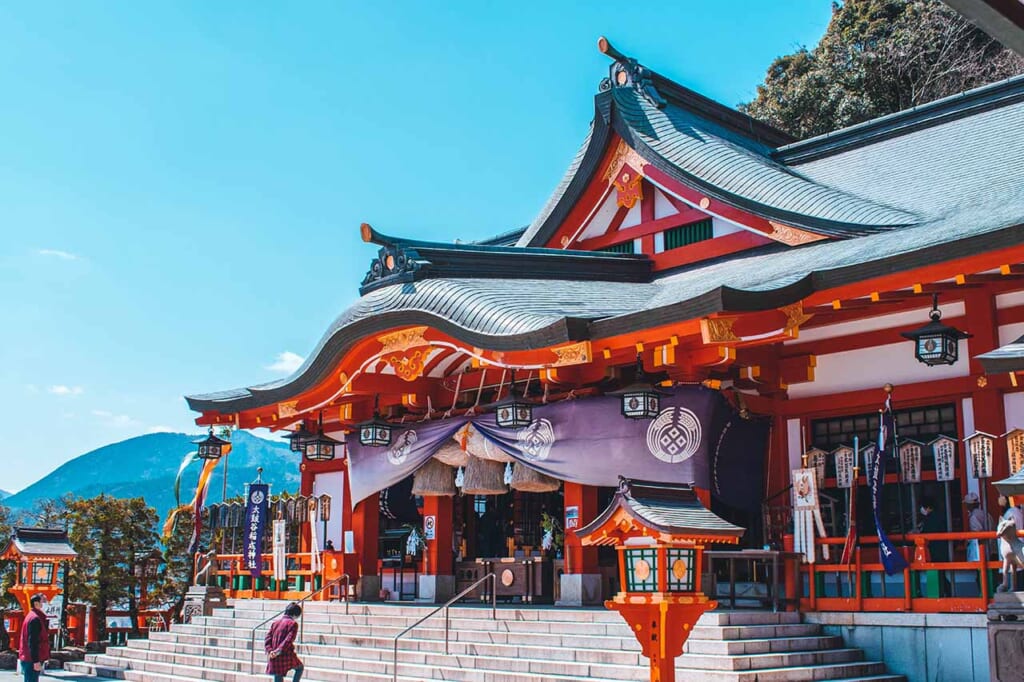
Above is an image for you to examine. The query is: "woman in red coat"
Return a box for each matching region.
[18,594,51,682]
[264,602,303,682]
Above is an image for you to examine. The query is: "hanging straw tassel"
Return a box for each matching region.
[510,462,560,493]
[433,439,470,467]
[411,459,457,496]
[464,424,514,462]
[461,457,507,495]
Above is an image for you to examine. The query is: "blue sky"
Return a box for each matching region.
[0,1,832,493]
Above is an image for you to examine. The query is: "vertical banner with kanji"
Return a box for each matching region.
[245,483,269,579]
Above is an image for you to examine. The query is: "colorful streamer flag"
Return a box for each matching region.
[871,394,908,575]
[189,457,222,554]
[840,438,860,565]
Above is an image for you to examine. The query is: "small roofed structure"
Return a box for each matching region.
[576,477,745,547]
[977,335,1024,375]
[1,527,77,613]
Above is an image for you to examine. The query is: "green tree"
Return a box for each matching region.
[742,0,1024,138]
[64,494,161,642]
[0,502,16,612]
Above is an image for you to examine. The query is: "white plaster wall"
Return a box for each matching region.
[1005,392,1024,432]
[999,321,1024,345]
[787,418,802,473]
[653,188,678,219]
[312,470,345,548]
[577,192,619,241]
[996,290,1024,309]
[787,341,969,399]
[621,200,642,229]
[788,301,965,346]
[962,397,979,497]
[711,216,739,237]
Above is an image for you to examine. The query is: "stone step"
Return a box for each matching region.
[689,622,823,640]
[675,661,893,682]
[678,647,863,671]
[684,634,844,655]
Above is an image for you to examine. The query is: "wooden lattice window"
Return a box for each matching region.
[664,219,713,250]
[596,241,636,254]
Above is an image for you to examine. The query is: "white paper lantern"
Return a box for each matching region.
[930,435,956,482]
[898,440,923,484]
[833,446,855,489]
[805,448,827,487]
[1006,428,1024,476]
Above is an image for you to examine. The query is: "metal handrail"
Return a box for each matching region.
[391,572,496,682]
[248,573,351,674]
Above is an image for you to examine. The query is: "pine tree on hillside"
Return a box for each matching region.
[742,0,1024,138]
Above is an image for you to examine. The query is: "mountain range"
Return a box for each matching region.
[0,490,10,500]
[3,431,300,522]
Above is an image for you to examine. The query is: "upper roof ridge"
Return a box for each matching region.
[597,36,795,149]
[775,73,1024,164]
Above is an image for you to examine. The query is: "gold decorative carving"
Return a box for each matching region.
[700,317,740,344]
[780,303,813,335]
[551,341,592,367]
[602,139,648,183]
[767,222,828,246]
[378,326,429,354]
[613,169,644,209]
[384,349,427,382]
[278,401,299,419]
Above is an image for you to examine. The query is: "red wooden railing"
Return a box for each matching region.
[799,530,1007,613]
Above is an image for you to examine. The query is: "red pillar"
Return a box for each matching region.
[422,495,454,576]
[352,493,380,579]
[564,483,598,574]
[964,290,1008,514]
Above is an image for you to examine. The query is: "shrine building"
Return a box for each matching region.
[186,38,1024,613]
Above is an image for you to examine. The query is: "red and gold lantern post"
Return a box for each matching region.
[575,478,744,682]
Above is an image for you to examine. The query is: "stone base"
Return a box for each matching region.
[989,591,1024,681]
[356,575,382,602]
[556,574,602,606]
[417,575,456,603]
[182,585,229,623]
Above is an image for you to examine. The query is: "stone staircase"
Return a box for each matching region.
[66,601,905,682]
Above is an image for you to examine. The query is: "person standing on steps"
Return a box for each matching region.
[265,602,304,682]
[18,593,50,682]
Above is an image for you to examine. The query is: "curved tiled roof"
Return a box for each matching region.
[612,87,919,235]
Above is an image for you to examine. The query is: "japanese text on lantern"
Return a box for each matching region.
[833,446,854,488]
[968,434,993,479]
[805,449,827,486]
[899,442,922,483]
[932,437,956,482]
[1007,429,1024,475]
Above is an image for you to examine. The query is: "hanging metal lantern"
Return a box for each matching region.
[930,435,957,482]
[304,413,341,462]
[898,440,923,484]
[804,448,827,486]
[1006,428,1024,475]
[492,369,534,429]
[195,427,229,460]
[283,422,315,453]
[899,293,971,366]
[965,432,995,479]
[832,445,855,489]
[609,353,664,420]
[358,395,392,447]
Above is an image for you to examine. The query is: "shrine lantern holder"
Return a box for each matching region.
[575,477,744,682]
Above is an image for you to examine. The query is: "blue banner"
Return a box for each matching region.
[244,483,269,579]
[870,426,908,575]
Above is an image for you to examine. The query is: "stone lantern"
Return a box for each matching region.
[575,477,744,682]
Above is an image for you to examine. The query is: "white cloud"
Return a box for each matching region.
[48,385,84,396]
[265,351,305,374]
[146,425,177,434]
[37,249,80,261]
[91,409,140,428]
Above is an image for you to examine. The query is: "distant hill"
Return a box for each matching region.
[4,431,300,522]
[0,489,10,500]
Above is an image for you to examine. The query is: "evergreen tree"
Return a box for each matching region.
[742,0,1024,138]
